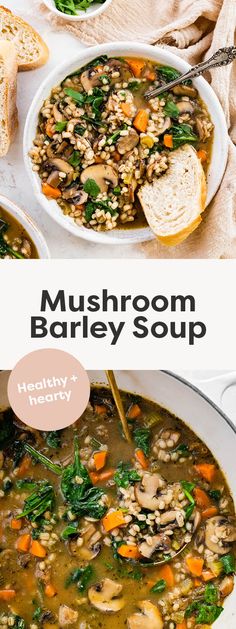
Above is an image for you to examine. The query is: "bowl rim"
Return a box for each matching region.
[24,41,229,247]
[42,0,113,21]
[0,194,50,259]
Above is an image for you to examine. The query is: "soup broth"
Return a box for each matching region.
[0,208,38,259]
[0,387,235,628]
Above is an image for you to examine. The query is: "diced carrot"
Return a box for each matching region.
[74,203,85,211]
[16,533,31,553]
[186,556,204,577]
[113,150,121,162]
[94,404,107,415]
[193,578,202,587]
[158,564,175,587]
[194,464,216,483]
[42,182,61,199]
[15,455,31,478]
[45,583,57,598]
[45,121,54,137]
[135,449,149,470]
[126,58,146,78]
[30,540,47,558]
[197,149,208,162]
[90,468,115,484]
[94,450,107,471]
[133,110,149,133]
[164,134,173,148]
[145,70,156,81]
[102,509,126,532]
[120,102,133,117]
[0,590,16,601]
[176,622,187,629]
[201,506,218,520]
[11,518,22,531]
[94,155,103,163]
[118,544,141,560]
[127,403,142,419]
[202,570,215,582]
[193,487,211,509]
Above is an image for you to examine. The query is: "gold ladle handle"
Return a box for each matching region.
[105,370,132,443]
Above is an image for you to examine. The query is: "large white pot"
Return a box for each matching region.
[24,42,228,246]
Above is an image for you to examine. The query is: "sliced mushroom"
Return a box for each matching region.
[135,473,166,511]
[139,534,171,559]
[172,85,197,97]
[117,129,139,155]
[53,104,63,122]
[127,600,164,629]
[62,188,88,205]
[48,158,74,186]
[69,521,102,561]
[47,170,61,188]
[195,116,211,142]
[80,68,103,93]
[58,605,78,627]
[176,100,194,114]
[88,578,125,613]
[205,516,236,555]
[160,509,185,528]
[128,178,138,202]
[81,164,118,193]
[157,117,171,136]
[219,575,234,598]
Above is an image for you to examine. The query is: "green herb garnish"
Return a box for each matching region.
[114,462,141,489]
[151,579,166,594]
[83,178,100,198]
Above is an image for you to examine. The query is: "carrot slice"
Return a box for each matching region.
[0,590,16,601]
[135,449,149,470]
[127,403,142,419]
[30,540,47,558]
[45,583,57,597]
[11,518,22,531]
[158,564,175,587]
[113,150,121,162]
[15,455,31,478]
[126,58,146,77]
[16,533,31,553]
[102,510,126,532]
[193,488,211,509]
[201,506,218,520]
[145,70,156,81]
[186,556,204,577]
[197,149,207,162]
[163,134,173,148]
[118,544,141,560]
[90,468,115,484]
[94,450,107,471]
[94,404,107,415]
[176,622,187,629]
[193,578,202,587]
[202,570,215,582]
[133,110,149,133]
[42,182,61,199]
[194,464,216,483]
[120,102,133,117]
[45,121,54,138]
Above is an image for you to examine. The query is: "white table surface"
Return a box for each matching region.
[1,0,145,259]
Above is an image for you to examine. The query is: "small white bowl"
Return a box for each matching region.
[0,194,50,259]
[42,0,112,21]
[24,42,228,246]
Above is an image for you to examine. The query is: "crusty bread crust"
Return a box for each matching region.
[0,41,18,157]
[138,144,207,247]
[0,5,49,71]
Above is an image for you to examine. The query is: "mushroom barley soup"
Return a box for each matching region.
[30,56,214,232]
[0,389,235,629]
[0,208,38,259]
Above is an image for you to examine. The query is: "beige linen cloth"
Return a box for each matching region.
[38,0,236,258]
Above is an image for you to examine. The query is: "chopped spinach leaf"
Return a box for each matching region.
[55,121,67,132]
[164,100,179,119]
[65,565,93,591]
[151,579,166,593]
[45,430,62,449]
[17,482,55,523]
[68,151,81,167]
[168,123,198,149]
[133,427,150,457]
[208,489,221,502]
[61,522,78,540]
[64,88,85,105]
[83,178,100,198]
[114,462,141,488]
[158,65,181,82]
[220,553,236,574]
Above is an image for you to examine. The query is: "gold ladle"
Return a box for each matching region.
[105,370,132,443]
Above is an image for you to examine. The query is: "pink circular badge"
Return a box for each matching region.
[8,349,90,431]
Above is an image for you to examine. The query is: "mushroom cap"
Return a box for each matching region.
[88,578,125,613]
[117,129,139,155]
[127,601,164,629]
[69,521,102,561]
[205,516,236,555]
[58,605,78,627]
[135,473,166,511]
[80,164,118,193]
[139,534,171,559]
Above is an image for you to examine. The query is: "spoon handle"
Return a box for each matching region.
[145,46,236,100]
[105,370,132,443]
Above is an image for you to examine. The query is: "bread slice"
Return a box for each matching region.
[138,144,207,246]
[0,41,18,157]
[0,6,49,71]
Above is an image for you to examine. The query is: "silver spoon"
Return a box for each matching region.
[145,46,236,100]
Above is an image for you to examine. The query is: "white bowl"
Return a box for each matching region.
[24,42,228,246]
[0,194,50,259]
[42,0,112,21]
